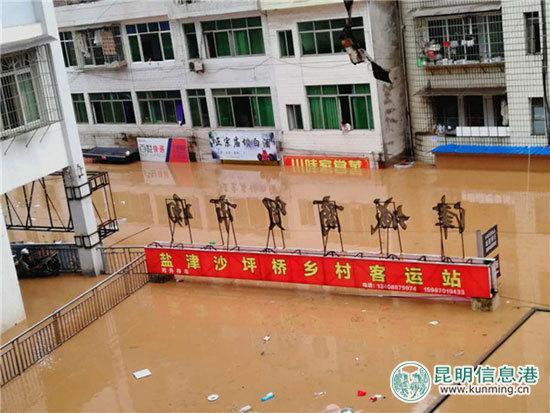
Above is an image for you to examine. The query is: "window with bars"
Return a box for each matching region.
[213,87,274,127]
[531,98,545,135]
[89,92,136,124]
[60,27,125,67]
[187,89,210,127]
[306,84,373,130]
[184,23,200,59]
[126,21,174,62]
[433,96,459,129]
[202,17,265,58]
[298,17,365,55]
[278,30,295,57]
[419,13,504,65]
[525,12,541,54]
[286,104,303,130]
[71,93,88,123]
[1,47,61,140]
[137,91,183,124]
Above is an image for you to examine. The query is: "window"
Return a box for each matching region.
[278,30,294,57]
[306,84,373,129]
[492,94,507,127]
[187,89,210,127]
[61,27,124,67]
[80,27,124,66]
[433,96,459,129]
[423,14,504,64]
[137,91,183,124]
[212,87,274,127]
[60,32,77,67]
[525,12,541,54]
[531,98,545,135]
[202,17,265,58]
[463,96,485,126]
[1,48,63,139]
[184,23,200,59]
[126,21,174,62]
[286,104,303,130]
[298,17,365,55]
[72,93,88,123]
[89,92,136,124]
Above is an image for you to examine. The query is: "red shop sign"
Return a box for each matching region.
[144,247,493,299]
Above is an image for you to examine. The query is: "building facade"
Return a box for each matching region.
[1,0,103,332]
[53,0,409,166]
[400,0,549,162]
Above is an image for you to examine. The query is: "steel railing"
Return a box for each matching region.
[100,247,144,274]
[11,243,81,273]
[0,252,148,387]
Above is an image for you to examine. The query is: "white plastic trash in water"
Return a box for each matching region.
[132,369,151,379]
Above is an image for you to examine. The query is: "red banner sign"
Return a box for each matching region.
[145,247,494,298]
[283,155,369,169]
[167,137,190,163]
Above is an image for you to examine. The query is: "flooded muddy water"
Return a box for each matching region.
[2,161,549,412]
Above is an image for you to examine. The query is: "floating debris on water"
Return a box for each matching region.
[370,394,385,402]
[239,405,252,413]
[429,320,440,326]
[261,392,275,402]
[314,391,327,398]
[357,390,367,397]
[132,369,151,379]
[263,335,271,342]
[207,394,219,402]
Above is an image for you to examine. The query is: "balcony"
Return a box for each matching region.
[60,26,126,70]
[414,12,505,73]
[1,46,61,141]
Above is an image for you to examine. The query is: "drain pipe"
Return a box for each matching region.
[397,0,415,158]
[541,0,550,145]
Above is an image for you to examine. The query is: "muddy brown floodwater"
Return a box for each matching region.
[2,161,549,412]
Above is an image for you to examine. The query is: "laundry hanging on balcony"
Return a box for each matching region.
[93,29,102,46]
[74,32,90,58]
[100,30,117,57]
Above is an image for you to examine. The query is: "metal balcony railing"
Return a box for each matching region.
[0,248,147,387]
[1,46,61,141]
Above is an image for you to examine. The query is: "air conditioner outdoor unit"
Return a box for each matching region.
[189,59,204,73]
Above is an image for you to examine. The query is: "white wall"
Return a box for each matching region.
[56,0,407,162]
[1,123,70,194]
[0,211,26,333]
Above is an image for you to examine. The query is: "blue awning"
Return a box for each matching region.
[432,144,550,156]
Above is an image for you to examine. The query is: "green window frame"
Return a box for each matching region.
[137,90,182,124]
[71,93,88,123]
[60,31,77,67]
[187,89,210,127]
[306,84,374,130]
[202,17,265,58]
[89,92,136,124]
[278,30,295,57]
[126,21,174,62]
[531,97,545,135]
[212,87,274,127]
[1,70,41,131]
[298,17,365,55]
[184,23,200,59]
